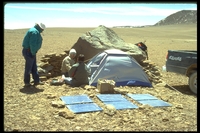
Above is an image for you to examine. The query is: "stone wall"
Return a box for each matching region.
[37,50,69,81]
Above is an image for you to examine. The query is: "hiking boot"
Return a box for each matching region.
[24,83,32,87]
[34,81,45,86]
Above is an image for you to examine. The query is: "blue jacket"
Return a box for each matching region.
[22,25,43,55]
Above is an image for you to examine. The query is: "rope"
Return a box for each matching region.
[166,84,182,93]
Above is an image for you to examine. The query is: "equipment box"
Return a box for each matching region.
[97,79,115,94]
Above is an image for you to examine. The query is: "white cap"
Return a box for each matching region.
[69,48,76,55]
[36,23,46,29]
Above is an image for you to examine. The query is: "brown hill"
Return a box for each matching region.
[154,10,197,26]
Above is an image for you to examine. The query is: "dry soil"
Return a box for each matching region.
[4,24,197,131]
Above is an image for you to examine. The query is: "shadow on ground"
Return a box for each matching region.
[19,86,44,94]
[166,84,196,96]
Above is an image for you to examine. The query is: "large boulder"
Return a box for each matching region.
[71,25,147,63]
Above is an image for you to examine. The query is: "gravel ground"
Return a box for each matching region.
[4,24,197,131]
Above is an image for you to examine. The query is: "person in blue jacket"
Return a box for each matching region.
[22,23,46,87]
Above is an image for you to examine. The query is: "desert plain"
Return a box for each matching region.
[4,23,197,131]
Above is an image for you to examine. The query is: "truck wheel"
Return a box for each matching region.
[189,71,197,94]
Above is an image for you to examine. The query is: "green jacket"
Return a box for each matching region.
[22,25,43,55]
[69,61,91,87]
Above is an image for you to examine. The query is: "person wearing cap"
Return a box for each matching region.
[61,48,77,77]
[22,22,46,87]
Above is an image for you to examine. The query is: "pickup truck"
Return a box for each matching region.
[162,50,197,94]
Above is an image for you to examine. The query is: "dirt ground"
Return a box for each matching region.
[4,24,197,131]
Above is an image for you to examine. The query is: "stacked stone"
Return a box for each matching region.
[141,60,163,85]
[37,51,68,81]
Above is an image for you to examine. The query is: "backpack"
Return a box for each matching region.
[135,42,147,51]
[135,41,148,60]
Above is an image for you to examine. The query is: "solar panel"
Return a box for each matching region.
[66,103,103,113]
[96,94,128,102]
[137,99,172,107]
[126,93,172,107]
[60,94,103,114]
[60,94,93,105]
[96,94,138,110]
[127,93,158,100]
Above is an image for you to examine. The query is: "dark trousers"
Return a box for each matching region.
[22,48,40,84]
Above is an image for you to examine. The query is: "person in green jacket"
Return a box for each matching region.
[22,23,46,87]
[62,54,91,87]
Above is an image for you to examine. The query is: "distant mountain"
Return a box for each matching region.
[154,10,197,26]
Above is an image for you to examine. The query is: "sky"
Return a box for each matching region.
[4,2,197,29]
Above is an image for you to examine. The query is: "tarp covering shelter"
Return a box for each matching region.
[87,49,152,87]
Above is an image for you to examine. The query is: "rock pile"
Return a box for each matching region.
[37,50,69,81]
[141,60,163,85]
